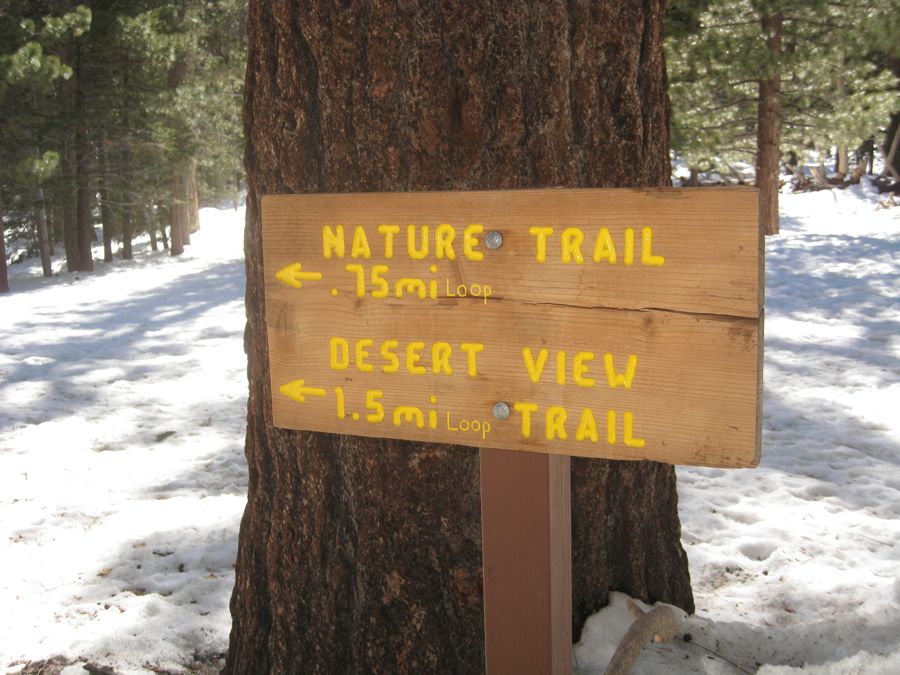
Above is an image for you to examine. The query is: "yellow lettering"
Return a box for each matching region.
[460,342,484,376]
[641,227,664,266]
[624,411,645,448]
[573,351,595,387]
[354,338,374,372]
[514,402,539,438]
[431,341,453,375]
[592,227,617,264]
[380,340,399,373]
[351,226,371,259]
[329,337,349,370]
[345,263,365,296]
[406,341,426,375]
[394,278,427,298]
[378,224,400,258]
[323,225,345,259]
[607,409,616,445]
[604,353,637,389]
[529,226,554,263]
[575,408,599,442]
[463,224,484,261]
[556,350,566,385]
[522,348,549,384]
[561,227,585,264]
[393,406,425,429]
[624,227,635,265]
[407,225,428,259]
[371,264,390,298]
[435,224,456,260]
[546,406,568,440]
[366,389,384,422]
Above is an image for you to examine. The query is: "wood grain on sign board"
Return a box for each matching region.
[261,187,762,468]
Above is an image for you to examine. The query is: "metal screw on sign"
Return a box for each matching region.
[492,402,511,420]
[485,231,504,250]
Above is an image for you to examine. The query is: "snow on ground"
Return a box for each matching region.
[1,210,247,673]
[1,186,898,673]
[577,183,900,674]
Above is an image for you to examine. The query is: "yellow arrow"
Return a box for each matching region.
[279,379,327,403]
[275,262,323,289]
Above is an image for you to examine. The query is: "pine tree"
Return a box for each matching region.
[0,2,91,286]
[667,0,900,233]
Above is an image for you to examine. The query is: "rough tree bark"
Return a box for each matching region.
[227,2,693,672]
[757,11,783,236]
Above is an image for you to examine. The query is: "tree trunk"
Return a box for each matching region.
[834,54,848,181]
[120,147,134,261]
[170,168,186,256]
[883,113,900,180]
[159,207,170,251]
[0,187,8,293]
[33,185,53,277]
[75,45,94,272]
[75,130,93,271]
[227,2,693,672]
[61,138,79,273]
[835,145,849,179]
[147,207,158,252]
[46,205,56,257]
[189,158,200,235]
[97,139,115,263]
[757,12,783,236]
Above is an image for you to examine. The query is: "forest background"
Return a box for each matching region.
[1,0,898,291]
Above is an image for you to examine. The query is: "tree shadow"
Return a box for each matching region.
[0,258,246,436]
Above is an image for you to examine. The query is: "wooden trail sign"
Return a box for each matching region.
[262,187,762,468]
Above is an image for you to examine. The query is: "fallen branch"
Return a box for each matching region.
[605,599,678,675]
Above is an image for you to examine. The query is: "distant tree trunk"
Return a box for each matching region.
[226,2,693,673]
[61,139,79,272]
[170,165,189,255]
[75,130,93,270]
[757,12,782,236]
[170,182,183,256]
[834,55,849,180]
[835,145,849,178]
[167,19,193,256]
[189,159,200,234]
[158,207,170,251]
[146,207,158,252]
[884,113,900,180]
[74,45,94,272]
[46,205,55,257]
[120,147,134,260]
[97,139,115,262]
[33,185,53,277]
[57,43,79,273]
[0,187,8,293]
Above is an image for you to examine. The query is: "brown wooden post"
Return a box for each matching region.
[481,448,572,675]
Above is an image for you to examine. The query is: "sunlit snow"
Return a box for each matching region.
[1,187,898,673]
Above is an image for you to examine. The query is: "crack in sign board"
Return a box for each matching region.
[261,187,762,468]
